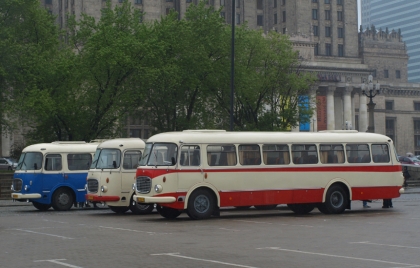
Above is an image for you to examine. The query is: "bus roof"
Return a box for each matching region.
[145,130,393,144]
[22,142,100,154]
[97,138,146,149]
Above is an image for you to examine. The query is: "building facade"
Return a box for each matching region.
[361,0,420,83]
[5,0,414,157]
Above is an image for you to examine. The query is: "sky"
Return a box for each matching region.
[357,0,361,27]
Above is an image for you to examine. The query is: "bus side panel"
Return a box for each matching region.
[62,172,88,203]
[351,185,402,200]
[14,172,47,204]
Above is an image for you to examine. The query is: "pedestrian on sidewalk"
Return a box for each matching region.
[383,199,393,208]
[363,200,370,208]
[403,166,410,188]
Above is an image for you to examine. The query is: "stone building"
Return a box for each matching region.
[2,0,415,156]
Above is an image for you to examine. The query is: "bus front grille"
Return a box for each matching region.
[11,179,22,192]
[136,176,151,194]
[87,179,98,193]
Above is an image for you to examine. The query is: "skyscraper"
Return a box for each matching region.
[361,0,420,82]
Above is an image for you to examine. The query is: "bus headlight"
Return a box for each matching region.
[154,184,163,193]
[24,185,29,191]
[10,184,14,191]
[132,183,136,191]
[101,185,108,193]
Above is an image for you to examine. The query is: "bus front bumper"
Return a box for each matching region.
[85,194,120,202]
[133,195,176,204]
[11,193,42,200]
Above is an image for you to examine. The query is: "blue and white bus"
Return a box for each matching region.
[10,141,100,211]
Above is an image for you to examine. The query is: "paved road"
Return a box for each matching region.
[1,190,420,268]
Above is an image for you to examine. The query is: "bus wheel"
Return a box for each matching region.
[109,206,130,214]
[52,188,74,211]
[187,189,215,220]
[156,205,181,219]
[323,185,348,214]
[287,204,315,214]
[254,204,277,210]
[130,196,154,215]
[32,202,52,211]
[316,204,331,214]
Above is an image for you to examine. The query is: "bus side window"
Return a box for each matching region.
[371,144,390,163]
[262,144,289,165]
[239,145,260,166]
[45,154,62,171]
[346,144,370,164]
[68,154,92,170]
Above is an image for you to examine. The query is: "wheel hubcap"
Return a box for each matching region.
[194,195,210,213]
[58,194,69,205]
[330,191,343,208]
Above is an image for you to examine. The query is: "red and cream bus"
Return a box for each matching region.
[133,130,404,220]
[86,138,154,214]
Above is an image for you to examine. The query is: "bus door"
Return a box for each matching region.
[178,145,203,190]
[122,150,142,192]
[65,153,93,200]
[43,154,64,191]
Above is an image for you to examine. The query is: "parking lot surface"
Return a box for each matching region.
[1,190,420,268]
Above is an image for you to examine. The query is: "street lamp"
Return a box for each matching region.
[361,75,380,133]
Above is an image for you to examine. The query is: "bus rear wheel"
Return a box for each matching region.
[187,189,215,220]
[109,206,130,214]
[32,202,52,211]
[52,188,74,211]
[130,196,154,215]
[254,204,277,210]
[287,204,315,214]
[156,205,181,219]
[321,185,349,214]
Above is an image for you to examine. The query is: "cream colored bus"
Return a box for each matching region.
[133,130,404,220]
[85,138,153,214]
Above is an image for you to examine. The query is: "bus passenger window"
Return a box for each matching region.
[238,145,261,165]
[180,145,200,166]
[123,151,142,169]
[45,154,62,171]
[371,144,390,163]
[262,144,290,165]
[320,144,344,164]
[292,144,318,164]
[67,154,93,170]
[346,144,370,164]
[207,145,237,166]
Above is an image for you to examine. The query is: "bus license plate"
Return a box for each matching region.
[12,194,18,199]
[137,197,145,202]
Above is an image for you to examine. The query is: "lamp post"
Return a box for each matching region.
[361,75,380,133]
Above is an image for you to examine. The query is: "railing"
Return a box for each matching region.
[0,173,13,200]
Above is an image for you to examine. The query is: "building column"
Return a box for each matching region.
[359,90,368,132]
[343,86,353,129]
[327,86,335,130]
[310,87,318,132]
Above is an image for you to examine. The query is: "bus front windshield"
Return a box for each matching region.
[139,143,178,166]
[16,152,43,171]
[90,149,121,169]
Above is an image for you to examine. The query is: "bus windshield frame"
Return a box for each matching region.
[139,143,178,166]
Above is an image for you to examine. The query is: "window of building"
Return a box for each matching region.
[45,0,52,4]
[282,27,286,34]
[314,43,319,55]
[312,0,318,2]
[257,15,263,26]
[384,69,389,78]
[257,0,263,10]
[282,11,286,22]
[385,101,394,110]
[236,14,240,24]
[166,8,171,15]
[325,43,331,56]
[325,0,330,3]
[118,0,123,3]
[396,70,401,79]
[338,44,344,57]
[274,0,277,8]
[414,102,420,111]
[325,10,331,20]
[220,0,224,5]
[414,120,420,150]
[312,9,318,20]
[325,26,331,37]
[337,11,343,21]
[337,0,343,5]
[220,12,225,19]
[386,118,395,143]
[282,0,285,5]
[338,27,344,38]
[372,69,377,77]
[313,25,318,36]
[236,0,240,7]
[135,0,142,4]
[274,13,278,24]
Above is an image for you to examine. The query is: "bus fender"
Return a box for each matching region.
[322,179,352,202]
[183,183,220,209]
[49,184,78,203]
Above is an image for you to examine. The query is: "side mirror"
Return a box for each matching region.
[34,163,38,170]
[113,161,117,168]
[171,157,176,165]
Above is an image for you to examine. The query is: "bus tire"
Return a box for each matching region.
[109,206,130,214]
[287,204,315,214]
[129,195,154,215]
[254,204,277,210]
[156,205,181,219]
[51,188,74,211]
[317,203,331,214]
[323,185,348,214]
[32,202,52,211]
[187,189,215,220]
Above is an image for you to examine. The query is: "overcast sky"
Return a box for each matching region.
[357,0,361,26]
